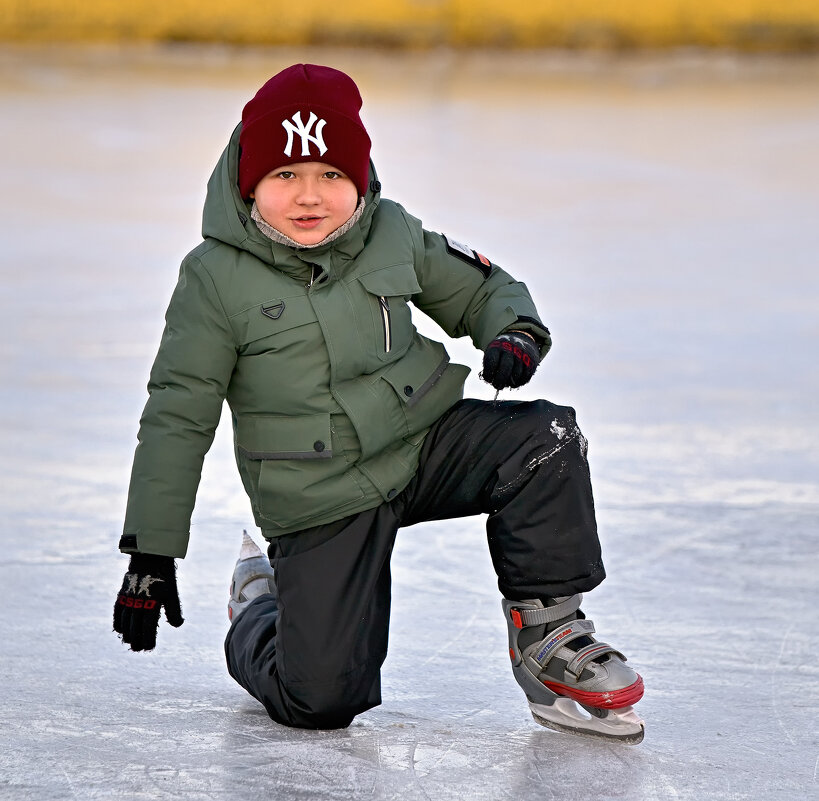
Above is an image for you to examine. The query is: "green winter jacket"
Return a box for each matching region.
[121,124,550,558]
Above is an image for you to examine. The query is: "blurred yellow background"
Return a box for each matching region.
[2,0,818,50]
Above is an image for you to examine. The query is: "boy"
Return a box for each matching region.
[113,64,645,744]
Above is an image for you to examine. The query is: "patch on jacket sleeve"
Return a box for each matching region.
[443,234,493,279]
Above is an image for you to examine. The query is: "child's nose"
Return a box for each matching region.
[295,179,321,204]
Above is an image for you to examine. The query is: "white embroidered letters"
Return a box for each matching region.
[282,111,328,157]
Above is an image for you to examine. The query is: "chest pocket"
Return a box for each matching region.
[230,294,319,355]
[356,263,421,362]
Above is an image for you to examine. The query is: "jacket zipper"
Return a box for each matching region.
[378,296,392,353]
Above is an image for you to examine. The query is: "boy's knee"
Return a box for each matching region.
[263,665,383,730]
[515,400,583,446]
[490,400,589,496]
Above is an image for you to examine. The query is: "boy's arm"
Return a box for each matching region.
[120,256,237,559]
[412,228,552,358]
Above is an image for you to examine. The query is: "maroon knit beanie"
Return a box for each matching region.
[238,64,371,198]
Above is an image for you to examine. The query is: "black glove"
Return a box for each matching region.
[482,331,541,390]
[113,553,184,652]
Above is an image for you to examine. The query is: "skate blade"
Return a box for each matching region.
[238,529,265,561]
[529,697,645,745]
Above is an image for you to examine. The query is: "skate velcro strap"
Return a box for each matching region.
[565,642,627,679]
[531,619,596,668]
[511,594,583,628]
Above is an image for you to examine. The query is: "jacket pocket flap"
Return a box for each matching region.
[236,413,332,459]
[380,340,450,406]
[231,295,318,346]
[357,263,421,297]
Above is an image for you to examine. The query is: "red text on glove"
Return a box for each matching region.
[118,594,158,610]
[490,340,532,367]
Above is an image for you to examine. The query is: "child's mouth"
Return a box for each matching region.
[292,215,323,229]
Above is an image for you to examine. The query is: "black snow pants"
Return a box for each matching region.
[224,398,605,729]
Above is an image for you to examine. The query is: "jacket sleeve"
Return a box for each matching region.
[411,225,552,358]
[121,256,237,558]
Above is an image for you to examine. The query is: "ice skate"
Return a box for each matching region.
[503,595,645,744]
[228,530,276,622]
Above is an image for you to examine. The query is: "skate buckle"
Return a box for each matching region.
[510,608,524,629]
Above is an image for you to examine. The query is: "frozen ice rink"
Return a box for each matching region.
[1,45,817,800]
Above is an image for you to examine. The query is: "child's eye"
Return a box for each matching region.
[324,171,343,179]
[276,171,294,179]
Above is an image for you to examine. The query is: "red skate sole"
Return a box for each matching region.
[543,674,644,710]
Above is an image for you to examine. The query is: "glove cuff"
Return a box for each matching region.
[505,329,537,344]
[502,316,551,358]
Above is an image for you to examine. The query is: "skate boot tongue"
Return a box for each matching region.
[544,596,595,652]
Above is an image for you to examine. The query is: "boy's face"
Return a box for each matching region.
[251,162,359,246]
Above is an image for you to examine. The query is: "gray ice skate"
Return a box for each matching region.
[228,530,276,622]
[503,595,645,744]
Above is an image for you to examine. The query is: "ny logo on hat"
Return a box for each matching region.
[282,111,328,158]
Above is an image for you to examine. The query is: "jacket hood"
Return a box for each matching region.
[202,123,382,273]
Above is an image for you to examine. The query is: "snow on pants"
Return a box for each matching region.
[224,398,605,729]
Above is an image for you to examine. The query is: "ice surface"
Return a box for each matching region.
[0,45,817,800]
